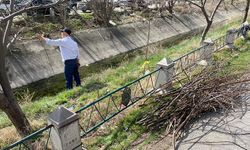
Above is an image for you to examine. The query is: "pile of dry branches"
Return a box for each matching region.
[138,66,250,142]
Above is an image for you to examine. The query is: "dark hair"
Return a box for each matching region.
[61,28,71,35]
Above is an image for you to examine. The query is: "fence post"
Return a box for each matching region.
[201,39,214,61]
[225,28,238,49]
[48,106,82,150]
[155,58,174,92]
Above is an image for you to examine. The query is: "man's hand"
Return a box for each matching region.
[77,59,80,67]
[37,34,45,41]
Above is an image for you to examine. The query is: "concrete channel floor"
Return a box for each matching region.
[175,94,250,150]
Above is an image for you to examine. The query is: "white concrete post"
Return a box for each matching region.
[49,8,56,19]
[48,106,82,150]
[155,58,174,92]
[201,38,214,61]
[225,29,238,49]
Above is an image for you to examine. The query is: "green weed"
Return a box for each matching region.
[86,108,147,150]
[80,13,94,20]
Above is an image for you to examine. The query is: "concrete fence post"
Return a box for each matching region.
[155,58,174,92]
[225,28,238,49]
[201,39,214,61]
[48,106,82,150]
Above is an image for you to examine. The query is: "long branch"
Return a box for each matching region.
[210,0,224,21]
[3,0,15,46]
[7,28,24,49]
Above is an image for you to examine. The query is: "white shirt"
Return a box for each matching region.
[45,36,79,62]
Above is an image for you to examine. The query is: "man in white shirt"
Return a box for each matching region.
[37,28,81,89]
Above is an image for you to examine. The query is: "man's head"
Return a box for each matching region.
[61,28,71,38]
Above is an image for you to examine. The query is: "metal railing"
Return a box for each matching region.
[173,45,206,74]
[214,34,227,50]
[3,30,238,149]
[76,68,160,137]
[3,125,53,150]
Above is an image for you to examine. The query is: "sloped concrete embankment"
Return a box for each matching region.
[7,9,243,88]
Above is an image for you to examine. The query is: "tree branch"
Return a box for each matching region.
[3,0,15,46]
[200,0,204,6]
[186,0,202,8]
[201,5,209,22]
[187,0,209,22]
[0,11,6,18]
[65,2,89,26]
[203,0,207,6]
[0,0,63,23]
[210,0,223,21]
[4,3,11,14]
[7,27,24,49]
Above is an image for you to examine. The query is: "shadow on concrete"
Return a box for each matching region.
[175,94,250,150]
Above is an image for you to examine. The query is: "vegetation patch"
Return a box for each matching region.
[84,108,148,150]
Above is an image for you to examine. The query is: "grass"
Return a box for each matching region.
[80,13,94,20]
[0,18,247,148]
[22,22,62,38]
[66,18,85,31]
[214,37,250,74]
[84,107,148,150]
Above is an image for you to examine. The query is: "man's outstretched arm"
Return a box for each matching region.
[37,34,64,46]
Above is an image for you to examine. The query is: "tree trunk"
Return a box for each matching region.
[0,92,32,136]
[0,0,64,138]
[0,45,31,137]
[57,4,67,27]
[201,20,212,44]
[243,0,250,23]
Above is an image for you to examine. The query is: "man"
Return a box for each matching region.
[37,28,81,89]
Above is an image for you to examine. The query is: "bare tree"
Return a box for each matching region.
[89,0,114,27]
[56,3,68,27]
[0,0,63,136]
[158,0,177,15]
[186,0,224,43]
[243,0,250,23]
[166,0,177,14]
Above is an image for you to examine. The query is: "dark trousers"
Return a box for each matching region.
[64,59,81,89]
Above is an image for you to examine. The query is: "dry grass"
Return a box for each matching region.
[0,127,21,148]
[0,119,45,149]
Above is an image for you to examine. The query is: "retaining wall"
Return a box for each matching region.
[7,8,243,88]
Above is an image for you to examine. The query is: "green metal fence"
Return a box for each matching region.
[3,31,238,150]
[75,44,215,139]
[76,68,161,137]
[214,34,227,50]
